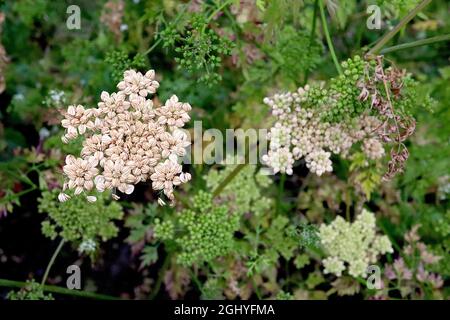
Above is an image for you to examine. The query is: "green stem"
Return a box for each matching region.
[200,0,234,34]
[212,141,259,198]
[253,222,261,256]
[252,278,262,299]
[143,38,162,55]
[303,0,319,85]
[276,174,286,214]
[207,0,234,23]
[41,239,65,286]
[143,6,187,55]
[190,269,207,297]
[366,0,432,57]
[319,0,342,75]
[149,253,171,300]
[380,34,450,54]
[212,163,247,198]
[345,190,351,221]
[0,279,117,300]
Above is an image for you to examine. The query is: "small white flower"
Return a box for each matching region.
[58,192,71,202]
[60,69,191,207]
[86,195,97,203]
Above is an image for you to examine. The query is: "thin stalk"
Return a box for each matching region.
[41,239,65,286]
[345,190,351,221]
[0,279,117,300]
[381,34,450,54]
[149,253,171,300]
[143,38,162,55]
[303,0,319,85]
[207,0,234,24]
[319,0,342,75]
[143,6,187,55]
[200,0,234,33]
[252,279,262,299]
[253,222,261,256]
[189,269,207,297]
[212,163,247,198]
[276,174,286,214]
[366,0,432,57]
[212,141,260,198]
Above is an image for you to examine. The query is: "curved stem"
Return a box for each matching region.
[319,0,342,75]
[149,253,171,300]
[0,278,117,300]
[380,34,450,54]
[41,239,65,286]
[366,0,432,57]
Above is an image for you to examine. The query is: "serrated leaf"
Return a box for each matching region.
[331,276,360,296]
[256,0,266,12]
[140,245,158,268]
[294,254,310,269]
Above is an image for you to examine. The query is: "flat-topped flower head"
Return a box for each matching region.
[156,95,192,129]
[319,209,393,278]
[150,158,191,205]
[117,70,159,96]
[262,84,385,177]
[60,69,192,205]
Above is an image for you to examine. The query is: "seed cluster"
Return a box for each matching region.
[60,69,192,205]
[153,191,240,266]
[176,191,239,266]
[161,13,234,84]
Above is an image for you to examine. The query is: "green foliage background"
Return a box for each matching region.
[0,0,448,300]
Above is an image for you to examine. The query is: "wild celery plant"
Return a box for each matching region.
[0,0,448,301]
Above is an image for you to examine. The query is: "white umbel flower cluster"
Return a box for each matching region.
[262,86,385,175]
[319,209,393,278]
[60,69,192,206]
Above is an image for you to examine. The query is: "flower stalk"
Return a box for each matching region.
[0,278,117,300]
[366,0,432,57]
[319,0,342,75]
[380,34,450,54]
[41,239,65,286]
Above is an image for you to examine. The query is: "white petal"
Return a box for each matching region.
[67,105,76,116]
[168,153,178,163]
[86,196,97,203]
[74,186,83,195]
[78,125,86,134]
[58,193,70,202]
[124,184,134,195]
